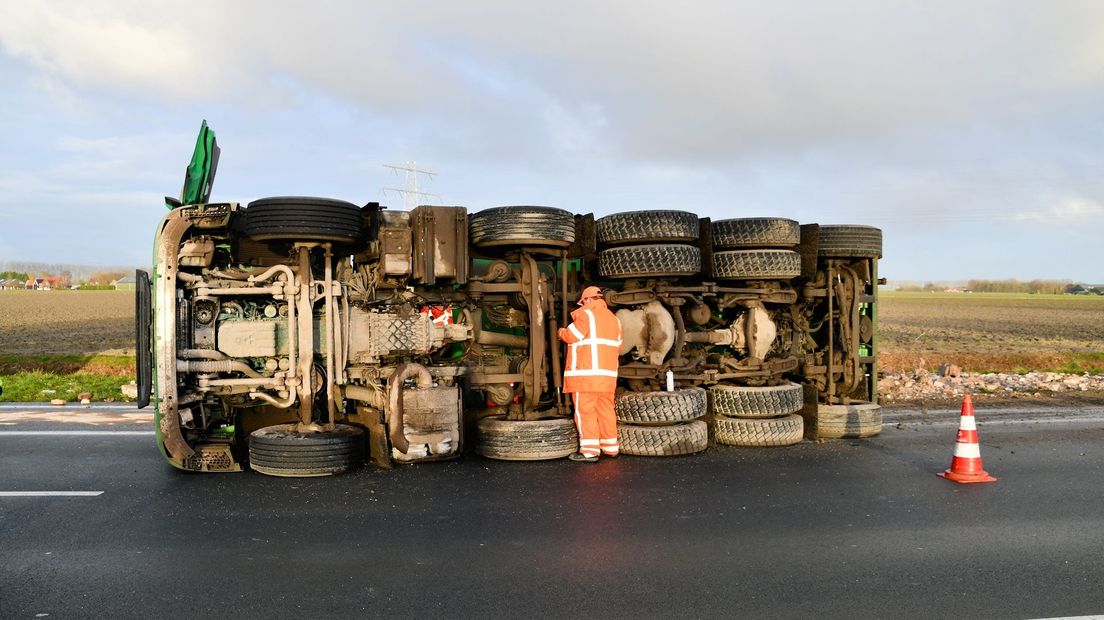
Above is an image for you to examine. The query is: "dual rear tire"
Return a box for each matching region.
[596,211,701,279]
[615,388,709,456]
[710,383,805,447]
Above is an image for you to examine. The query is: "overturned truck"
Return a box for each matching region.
[136,130,883,476]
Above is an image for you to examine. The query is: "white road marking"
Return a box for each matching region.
[0,411,152,425]
[0,491,104,497]
[0,404,138,411]
[883,406,1104,420]
[886,416,1104,428]
[1028,616,1104,619]
[0,431,154,436]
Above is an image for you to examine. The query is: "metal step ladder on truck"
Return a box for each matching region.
[135,123,883,476]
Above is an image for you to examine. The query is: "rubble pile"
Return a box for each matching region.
[878,366,1104,403]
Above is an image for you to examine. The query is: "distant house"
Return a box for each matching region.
[24,276,63,291]
[21,276,65,290]
[0,278,19,290]
[113,275,136,291]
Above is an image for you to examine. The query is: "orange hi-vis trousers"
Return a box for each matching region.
[573,392,618,458]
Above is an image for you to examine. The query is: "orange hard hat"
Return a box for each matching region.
[578,285,603,305]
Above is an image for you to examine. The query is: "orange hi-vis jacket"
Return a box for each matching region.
[559,298,623,393]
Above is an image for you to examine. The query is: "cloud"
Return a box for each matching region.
[0,2,208,99]
[1,1,1104,279]
[1011,197,1104,223]
[4,1,1104,163]
[51,132,190,182]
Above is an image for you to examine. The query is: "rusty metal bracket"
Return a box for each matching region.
[154,214,197,461]
[468,372,524,385]
[468,281,524,295]
[519,252,547,413]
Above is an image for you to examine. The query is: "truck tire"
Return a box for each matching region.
[476,414,578,460]
[712,218,800,248]
[714,414,804,447]
[616,387,707,424]
[596,211,699,245]
[248,423,365,477]
[815,402,883,438]
[244,197,363,244]
[709,383,803,418]
[817,225,882,258]
[598,244,701,278]
[713,249,800,279]
[618,420,708,456]
[470,206,576,248]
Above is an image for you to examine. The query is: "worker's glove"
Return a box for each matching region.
[557,327,568,342]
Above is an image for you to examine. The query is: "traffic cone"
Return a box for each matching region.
[937,394,997,484]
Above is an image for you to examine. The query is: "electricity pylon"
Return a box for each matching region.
[381,161,441,210]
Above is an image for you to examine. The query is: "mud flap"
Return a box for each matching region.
[799,383,820,439]
[797,223,820,281]
[135,269,152,408]
[360,405,394,469]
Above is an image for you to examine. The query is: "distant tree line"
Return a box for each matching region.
[0,261,134,284]
[895,279,1093,294]
[87,271,130,285]
[967,279,1073,294]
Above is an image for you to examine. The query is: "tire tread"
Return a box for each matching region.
[712,218,800,248]
[618,421,708,456]
[714,414,804,447]
[616,388,707,423]
[598,244,701,278]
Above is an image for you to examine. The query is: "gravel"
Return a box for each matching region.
[879,368,1104,403]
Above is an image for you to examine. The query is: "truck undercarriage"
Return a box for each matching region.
[138,128,883,475]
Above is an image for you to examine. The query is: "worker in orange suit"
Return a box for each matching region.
[557,285,623,463]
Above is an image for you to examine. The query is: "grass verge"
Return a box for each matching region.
[879,351,1104,375]
[0,355,136,402]
[0,354,134,377]
[0,370,134,402]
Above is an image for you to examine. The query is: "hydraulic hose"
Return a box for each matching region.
[176,359,262,378]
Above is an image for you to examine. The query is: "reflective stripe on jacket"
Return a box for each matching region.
[559,298,622,393]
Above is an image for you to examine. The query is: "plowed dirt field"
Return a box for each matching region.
[0,290,134,356]
[878,292,1104,373]
[2,289,1101,374]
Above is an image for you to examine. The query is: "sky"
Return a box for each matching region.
[1,1,1103,282]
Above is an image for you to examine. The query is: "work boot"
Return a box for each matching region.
[568,452,599,463]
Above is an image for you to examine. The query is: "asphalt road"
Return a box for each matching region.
[1,403,1103,619]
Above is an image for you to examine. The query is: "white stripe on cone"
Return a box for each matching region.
[953,442,981,459]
